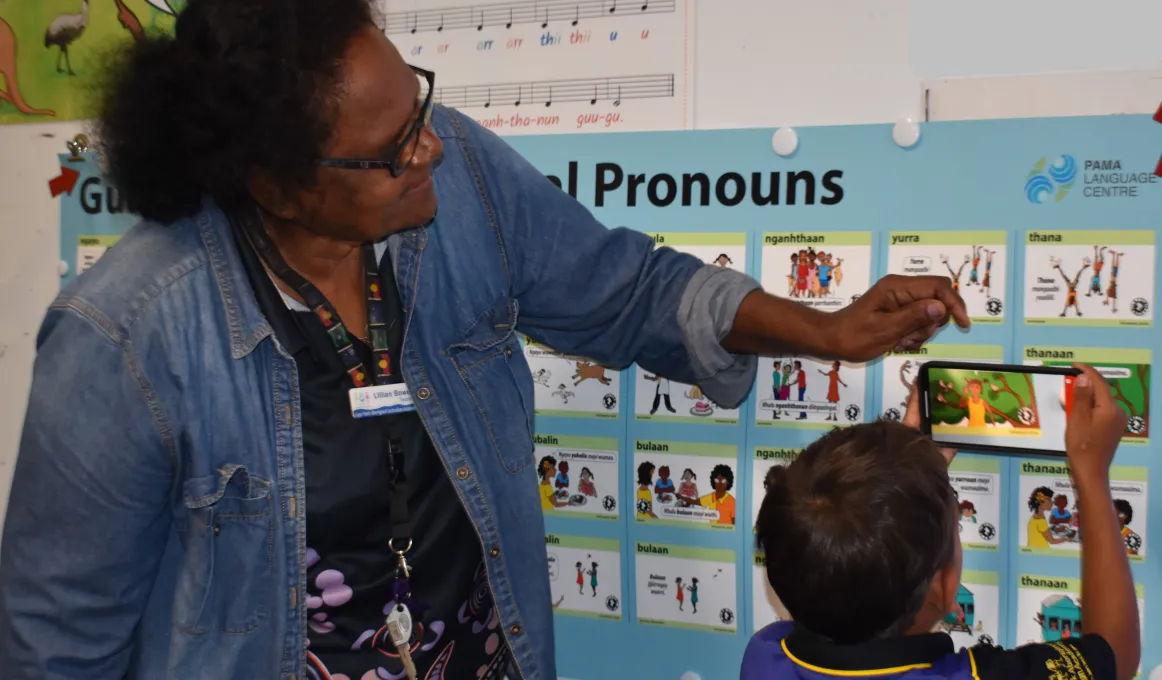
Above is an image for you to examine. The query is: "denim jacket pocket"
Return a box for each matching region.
[446,296,535,473]
[175,465,274,635]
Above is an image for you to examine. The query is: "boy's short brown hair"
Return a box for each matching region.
[756,421,957,643]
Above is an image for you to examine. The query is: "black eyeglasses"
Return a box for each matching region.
[317,65,435,177]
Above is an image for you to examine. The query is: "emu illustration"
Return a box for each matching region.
[45,0,90,76]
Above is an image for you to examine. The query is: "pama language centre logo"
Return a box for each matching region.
[1025,154,1078,204]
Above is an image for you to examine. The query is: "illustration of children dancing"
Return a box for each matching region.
[688,578,699,614]
[981,249,995,297]
[576,562,585,594]
[587,562,599,597]
[1051,256,1089,318]
[675,577,685,611]
[969,246,981,286]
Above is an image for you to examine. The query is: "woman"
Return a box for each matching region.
[0,0,966,677]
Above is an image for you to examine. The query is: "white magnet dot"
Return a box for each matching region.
[771,128,798,156]
[892,118,921,148]
[57,260,69,276]
[680,673,702,680]
[1147,664,1162,680]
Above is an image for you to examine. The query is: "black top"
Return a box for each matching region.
[783,625,1117,680]
[233,226,510,680]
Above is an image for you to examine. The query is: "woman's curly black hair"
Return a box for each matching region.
[95,0,377,224]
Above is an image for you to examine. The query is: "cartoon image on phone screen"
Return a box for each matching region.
[919,362,1079,456]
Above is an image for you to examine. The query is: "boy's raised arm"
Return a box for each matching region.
[1066,364,1140,680]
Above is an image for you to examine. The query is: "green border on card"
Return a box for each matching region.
[887,345,1005,361]
[534,434,619,451]
[754,447,801,463]
[889,230,1007,246]
[555,608,621,621]
[633,440,737,458]
[1025,230,1155,245]
[1024,347,1152,364]
[636,517,735,532]
[1025,318,1152,328]
[78,235,122,247]
[546,534,619,552]
[757,420,856,431]
[638,618,736,635]
[635,542,735,563]
[535,409,618,420]
[763,231,872,247]
[949,456,1002,474]
[636,413,739,425]
[1018,460,1147,483]
[647,232,746,246]
[961,570,1000,586]
[1017,575,1146,598]
[545,510,618,521]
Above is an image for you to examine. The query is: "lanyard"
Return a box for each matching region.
[239,209,417,581]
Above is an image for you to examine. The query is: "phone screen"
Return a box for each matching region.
[924,365,1075,454]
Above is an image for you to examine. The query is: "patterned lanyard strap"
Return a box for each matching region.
[242,209,393,386]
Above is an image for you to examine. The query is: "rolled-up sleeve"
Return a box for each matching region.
[677,265,761,409]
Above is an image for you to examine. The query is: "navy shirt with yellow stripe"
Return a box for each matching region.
[742,621,1117,680]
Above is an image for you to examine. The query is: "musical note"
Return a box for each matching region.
[384,0,677,35]
[429,74,673,110]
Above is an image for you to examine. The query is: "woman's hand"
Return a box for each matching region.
[902,384,957,465]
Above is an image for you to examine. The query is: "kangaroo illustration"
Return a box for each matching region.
[0,17,56,117]
[572,361,612,386]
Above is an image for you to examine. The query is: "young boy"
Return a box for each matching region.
[745,364,1140,680]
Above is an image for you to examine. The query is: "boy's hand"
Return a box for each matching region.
[1065,363,1126,482]
[902,385,957,464]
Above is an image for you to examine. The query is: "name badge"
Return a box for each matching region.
[349,384,416,419]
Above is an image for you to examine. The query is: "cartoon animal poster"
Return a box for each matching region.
[1022,230,1155,327]
[878,345,1005,422]
[1015,575,1145,652]
[1018,460,1148,561]
[886,231,1008,324]
[754,356,867,429]
[545,534,622,621]
[523,338,621,419]
[635,542,737,634]
[949,456,1002,551]
[633,232,747,424]
[751,552,788,633]
[533,434,619,520]
[1024,346,1152,445]
[633,440,738,530]
[750,447,800,530]
[0,1,182,125]
[937,571,1000,650]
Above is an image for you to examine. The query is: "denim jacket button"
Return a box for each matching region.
[416,387,431,400]
[510,624,521,635]
[456,466,470,480]
[489,546,500,557]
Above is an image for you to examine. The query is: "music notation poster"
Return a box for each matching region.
[381,0,694,134]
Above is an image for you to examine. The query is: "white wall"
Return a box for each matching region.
[0,0,1160,532]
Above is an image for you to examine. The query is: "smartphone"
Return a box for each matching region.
[918,361,1081,457]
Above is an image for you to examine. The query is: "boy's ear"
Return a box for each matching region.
[938,560,961,615]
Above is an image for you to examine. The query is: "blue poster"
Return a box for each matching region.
[56,152,139,287]
[59,115,1162,680]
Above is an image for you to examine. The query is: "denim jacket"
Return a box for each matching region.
[0,106,758,680]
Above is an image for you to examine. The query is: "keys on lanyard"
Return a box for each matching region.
[387,603,417,680]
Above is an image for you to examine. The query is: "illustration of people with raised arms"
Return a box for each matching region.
[969,246,981,286]
[981,249,995,297]
[1052,256,1089,317]
[587,562,599,597]
[675,577,685,611]
[941,254,970,293]
[936,378,1004,428]
[1087,246,1106,297]
[688,578,700,614]
[1105,251,1122,313]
